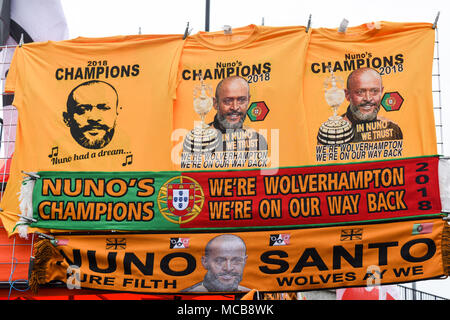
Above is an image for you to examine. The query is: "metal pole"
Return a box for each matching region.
[205,0,210,32]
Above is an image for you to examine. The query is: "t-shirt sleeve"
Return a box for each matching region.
[4,47,21,94]
[168,39,186,100]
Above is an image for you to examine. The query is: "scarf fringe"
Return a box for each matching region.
[442,221,450,276]
[29,239,59,294]
[16,176,36,239]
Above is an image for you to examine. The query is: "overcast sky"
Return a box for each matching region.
[59,0,450,299]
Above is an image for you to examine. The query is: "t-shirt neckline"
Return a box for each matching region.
[315,23,381,42]
[193,24,260,50]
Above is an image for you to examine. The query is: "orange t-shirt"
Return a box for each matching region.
[172,24,311,171]
[0,36,184,235]
[303,21,436,164]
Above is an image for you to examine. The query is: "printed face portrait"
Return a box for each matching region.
[201,234,248,292]
[345,68,384,122]
[214,76,250,130]
[63,80,119,149]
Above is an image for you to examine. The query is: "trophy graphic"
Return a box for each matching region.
[182,77,220,153]
[317,67,354,145]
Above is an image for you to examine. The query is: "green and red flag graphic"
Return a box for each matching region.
[247,101,269,121]
[412,222,433,235]
[381,92,404,111]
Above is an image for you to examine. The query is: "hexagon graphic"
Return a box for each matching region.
[381,92,404,111]
[247,101,269,121]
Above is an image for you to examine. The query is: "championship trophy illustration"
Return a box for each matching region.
[182,77,220,153]
[317,67,354,145]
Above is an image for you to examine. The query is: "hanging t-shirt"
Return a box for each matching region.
[0,36,184,235]
[172,24,311,171]
[303,21,436,164]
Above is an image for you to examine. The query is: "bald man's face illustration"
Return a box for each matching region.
[64,81,119,149]
[345,68,384,121]
[214,77,250,130]
[201,235,248,292]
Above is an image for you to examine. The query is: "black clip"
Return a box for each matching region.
[19,214,37,223]
[433,11,440,29]
[21,171,40,180]
[35,231,55,240]
[306,14,312,33]
[183,22,191,40]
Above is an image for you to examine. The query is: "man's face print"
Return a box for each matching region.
[64,81,118,149]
